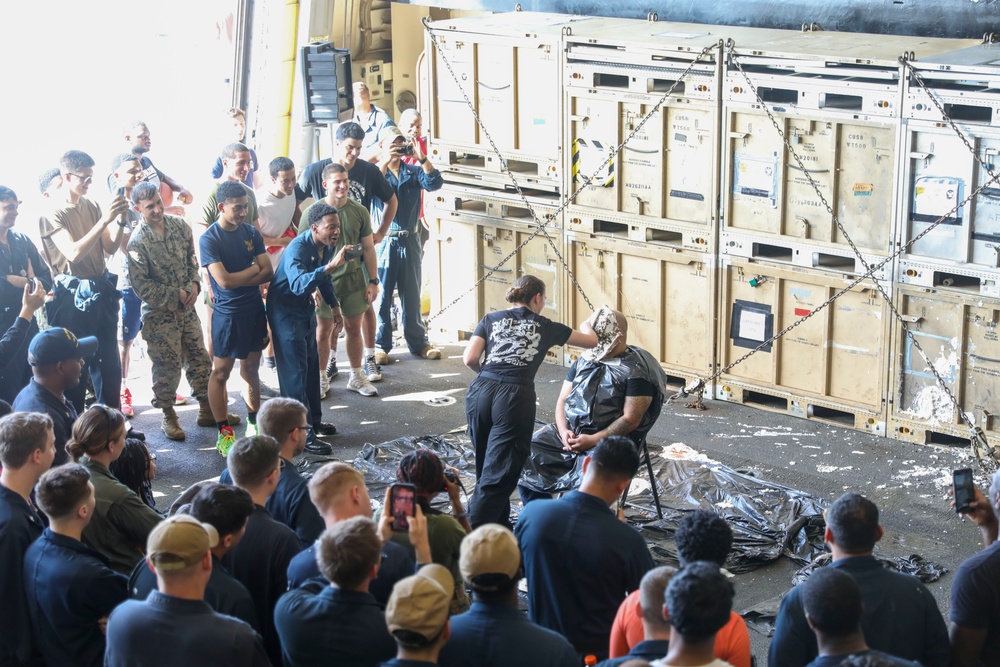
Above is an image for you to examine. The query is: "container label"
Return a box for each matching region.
[733,154,778,205]
[853,183,874,196]
[730,300,773,352]
[572,138,614,187]
[669,189,705,201]
[912,175,964,225]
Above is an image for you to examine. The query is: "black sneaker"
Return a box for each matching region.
[315,422,338,437]
[362,355,382,382]
[305,439,333,455]
[326,358,339,380]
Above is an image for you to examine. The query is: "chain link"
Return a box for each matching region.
[675,43,997,466]
[423,24,717,322]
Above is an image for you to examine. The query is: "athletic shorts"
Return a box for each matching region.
[323,287,368,319]
[119,288,143,341]
[212,308,268,359]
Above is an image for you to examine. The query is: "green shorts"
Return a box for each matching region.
[319,287,369,319]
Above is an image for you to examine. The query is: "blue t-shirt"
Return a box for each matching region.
[473,306,572,382]
[199,222,266,316]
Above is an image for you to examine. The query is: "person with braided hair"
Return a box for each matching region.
[382,449,472,614]
[108,439,157,511]
[463,274,598,529]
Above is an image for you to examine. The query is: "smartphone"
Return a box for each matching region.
[389,483,416,532]
[954,468,975,514]
[26,277,35,292]
[344,243,364,260]
[442,468,459,492]
[117,187,126,198]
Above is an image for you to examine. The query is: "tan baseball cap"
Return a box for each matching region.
[146,515,219,571]
[379,125,405,143]
[460,524,521,588]
[385,563,454,641]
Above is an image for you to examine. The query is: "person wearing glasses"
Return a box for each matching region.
[39,150,130,413]
[13,326,98,465]
[219,398,325,546]
[67,404,162,575]
[0,185,51,404]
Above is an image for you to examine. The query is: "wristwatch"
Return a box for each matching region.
[368,278,379,286]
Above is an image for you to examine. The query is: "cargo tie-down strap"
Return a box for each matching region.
[422,20,999,469]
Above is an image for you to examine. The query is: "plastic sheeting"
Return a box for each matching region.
[520,345,668,494]
[790,553,948,585]
[308,430,832,574]
[624,453,829,573]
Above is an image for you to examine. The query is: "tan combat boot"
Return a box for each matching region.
[197,399,242,427]
[161,406,185,441]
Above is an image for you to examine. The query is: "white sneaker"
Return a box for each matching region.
[363,355,383,382]
[319,373,330,399]
[347,373,379,397]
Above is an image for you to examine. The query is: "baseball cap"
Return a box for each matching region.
[460,524,521,589]
[28,327,98,366]
[380,125,405,143]
[146,515,219,571]
[385,563,454,642]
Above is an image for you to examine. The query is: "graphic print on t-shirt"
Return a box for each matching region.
[485,317,542,367]
[348,181,366,207]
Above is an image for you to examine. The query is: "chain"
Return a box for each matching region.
[676,43,998,465]
[423,21,717,321]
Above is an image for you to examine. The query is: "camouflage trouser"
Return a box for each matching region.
[143,307,212,408]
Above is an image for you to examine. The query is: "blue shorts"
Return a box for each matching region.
[212,308,269,360]
[119,288,143,341]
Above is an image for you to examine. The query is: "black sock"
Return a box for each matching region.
[247,412,257,425]
[217,421,230,431]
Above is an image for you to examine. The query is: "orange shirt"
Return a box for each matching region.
[609,589,751,667]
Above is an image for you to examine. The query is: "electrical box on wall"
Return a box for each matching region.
[301,42,353,123]
[354,59,389,100]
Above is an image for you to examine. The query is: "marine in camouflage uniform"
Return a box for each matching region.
[127,182,239,440]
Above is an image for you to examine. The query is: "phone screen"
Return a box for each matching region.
[389,483,416,532]
[954,468,975,514]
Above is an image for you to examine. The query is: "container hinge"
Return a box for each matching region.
[909,151,932,161]
[648,12,659,22]
[801,22,824,32]
[569,114,590,123]
[728,131,750,140]
[983,32,999,44]
[900,314,922,324]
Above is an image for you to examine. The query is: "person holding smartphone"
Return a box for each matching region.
[0,185,50,404]
[382,449,471,614]
[949,470,1000,667]
[463,275,599,529]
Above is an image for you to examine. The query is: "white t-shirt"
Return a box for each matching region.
[651,659,733,667]
[255,189,297,269]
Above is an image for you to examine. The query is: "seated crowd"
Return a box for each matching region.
[0,95,997,667]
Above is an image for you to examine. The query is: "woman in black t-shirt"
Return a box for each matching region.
[463,275,598,528]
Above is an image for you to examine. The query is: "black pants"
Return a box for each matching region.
[47,296,121,413]
[466,375,536,529]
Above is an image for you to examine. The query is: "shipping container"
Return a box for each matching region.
[424,11,576,192]
[716,257,892,432]
[563,230,716,393]
[896,44,1000,297]
[561,19,722,230]
[565,209,713,254]
[426,185,568,365]
[888,285,1000,450]
[719,31,920,271]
